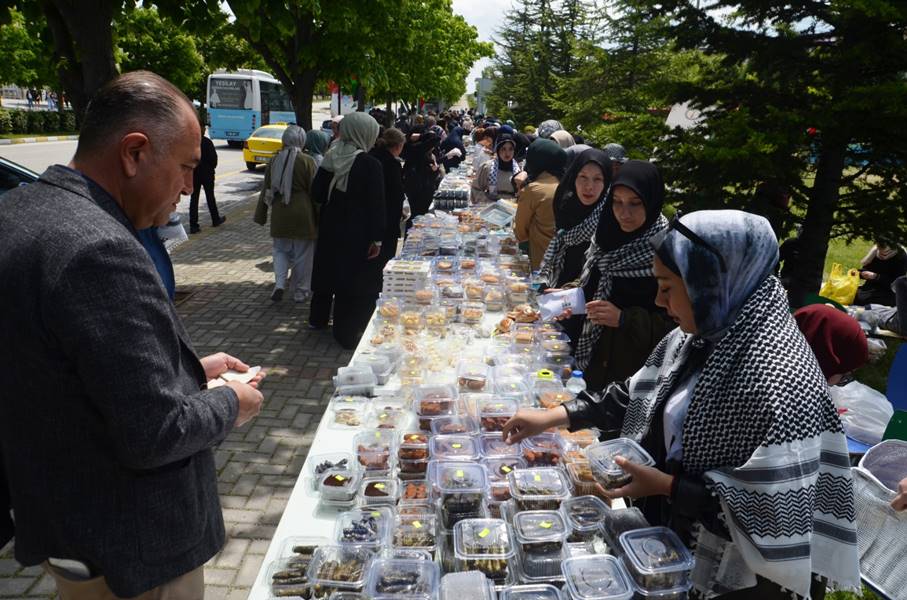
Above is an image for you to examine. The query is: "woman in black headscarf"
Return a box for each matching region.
[513,138,567,270]
[472,133,521,203]
[439,126,466,171]
[572,160,674,391]
[401,129,442,220]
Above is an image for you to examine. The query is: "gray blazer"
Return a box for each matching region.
[0,166,239,596]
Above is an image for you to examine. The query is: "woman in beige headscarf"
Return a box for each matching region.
[549,129,575,149]
[308,112,386,349]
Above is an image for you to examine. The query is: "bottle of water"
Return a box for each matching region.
[566,370,587,395]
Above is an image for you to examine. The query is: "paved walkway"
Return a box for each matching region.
[0,194,352,598]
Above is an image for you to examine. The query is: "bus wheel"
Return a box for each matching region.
[246,162,258,171]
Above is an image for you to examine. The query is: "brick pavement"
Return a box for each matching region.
[0,194,352,598]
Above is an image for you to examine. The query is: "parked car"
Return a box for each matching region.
[242,123,290,170]
[0,157,39,196]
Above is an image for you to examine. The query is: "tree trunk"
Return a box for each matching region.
[785,139,847,308]
[385,95,394,127]
[292,69,316,131]
[356,85,366,112]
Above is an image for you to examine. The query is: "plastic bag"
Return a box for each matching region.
[830,380,894,445]
[819,263,861,306]
[538,288,586,321]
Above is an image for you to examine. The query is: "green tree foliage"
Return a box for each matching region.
[115,7,205,97]
[655,0,907,303]
[0,8,55,89]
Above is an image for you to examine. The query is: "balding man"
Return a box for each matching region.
[0,71,264,599]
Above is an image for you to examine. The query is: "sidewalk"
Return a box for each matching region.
[0,195,353,599]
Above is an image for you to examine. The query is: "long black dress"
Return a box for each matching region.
[309,153,386,349]
[368,146,405,266]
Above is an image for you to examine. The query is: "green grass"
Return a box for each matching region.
[825,237,871,277]
[0,131,75,139]
[828,587,881,600]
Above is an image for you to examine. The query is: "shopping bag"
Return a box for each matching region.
[830,381,894,445]
[819,263,861,306]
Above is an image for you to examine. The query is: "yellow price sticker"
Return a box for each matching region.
[374,483,385,490]
[413,520,422,529]
[410,434,421,441]
[456,469,465,478]
[478,528,490,538]
[380,413,388,419]
[452,443,462,449]
[534,474,542,482]
[375,432,382,439]
[539,521,553,529]
[501,465,512,473]
[334,475,346,482]
[372,511,381,518]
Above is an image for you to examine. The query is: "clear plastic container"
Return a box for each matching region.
[521,433,565,467]
[439,571,496,600]
[378,297,402,322]
[460,301,486,325]
[539,353,576,381]
[460,257,477,271]
[393,513,438,552]
[364,558,440,600]
[540,338,571,355]
[357,477,399,507]
[479,398,518,432]
[318,469,362,504]
[306,452,355,491]
[585,438,655,490]
[479,432,521,458]
[618,527,694,596]
[457,361,491,393]
[434,257,458,272]
[507,280,531,304]
[334,365,378,388]
[600,507,650,554]
[307,544,375,590]
[494,364,531,382]
[464,278,487,301]
[414,288,437,306]
[353,353,396,386]
[330,396,369,429]
[534,381,572,410]
[400,307,425,332]
[559,429,600,450]
[414,385,458,431]
[453,518,515,583]
[484,286,506,311]
[487,481,514,504]
[268,556,310,597]
[434,462,488,529]
[354,430,396,475]
[334,507,393,549]
[508,467,571,511]
[512,510,570,556]
[495,378,531,398]
[482,456,527,482]
[329,592,368,600]
[430,435,480,462]
[500,584,562,600]
[565,462,602,498]
[424,306,449,332]
[431,415,480,436]
[370,406,410,431]
[561,555,634,600]
[398,432,430,461]
[561,496,610,543]
[399,479,431,504]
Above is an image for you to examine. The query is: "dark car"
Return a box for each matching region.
[0,157,38,195]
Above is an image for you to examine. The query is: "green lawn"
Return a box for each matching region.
[0,131,75,139]
[825,237,871,277]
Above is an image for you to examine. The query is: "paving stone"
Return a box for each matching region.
[202,568,235,587]
[0,578,34,596]
[234,554,266,588]
[26,573,56,596]
[215,538,250,569]
[0,559,19,576]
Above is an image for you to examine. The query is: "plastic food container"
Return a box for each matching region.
[424,306,449,331]
[434,257,458,272]
[330,396,369,429]
[508,467,571,511]
[559,429,599,450]
[268,556,311,597]
[521,433,565,467]
[540,338,571,355]
[512,510,570,556]
[562,555,634,600]
[479,432,521,458]
[354,430,396,475]
[353,353,396,385]
[329,593,368,600]
[618,527,694,596]
[484,286,506,311]
[457,361,491,393]
[357,477,399,507]
[393,513,438,553]
[585,438,655,490]
[378,297,402,322]
[500,584,562,600]
[439,571,496,600]
[307,544,375,591]
[600,507,650,554]
[434,462,488,529]
[464,278,487,301]
[365,558,440,600]
[535,382,573,410]
[306,452,355,491]
[370,406,409,430]
[399,432,430,460]
[431,415,479,436]
[414,385,458,431]
[460,301,486,325]
[399,479,430,505]
[453,518,516,584]
[334,365,378,393]
[481,456,527,482]
[414,288,437,306]
[495,377,531,398]
[561,496,610,543]
[479,398,518,432]
[318,468,362,505]
[430,435,480,462]
[334,507,393,549]
[507,280,531,304]
[487,482,514,505]
[565,462,602,498]
[400,307,425,332]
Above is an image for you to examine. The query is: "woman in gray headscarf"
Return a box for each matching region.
[254,125,319,303]
[304,129,331,167]
[309,112,385,349]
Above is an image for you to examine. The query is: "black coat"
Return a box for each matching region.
[0,166,237,596]
[311,153,387,297]
[194,136,218,183]
[369,146,405,263]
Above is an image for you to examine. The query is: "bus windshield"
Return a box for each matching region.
[208,77,252,110]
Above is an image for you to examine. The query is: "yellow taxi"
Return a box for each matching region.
[243,123,289,170]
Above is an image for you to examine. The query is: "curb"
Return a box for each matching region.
[0,134,79,145]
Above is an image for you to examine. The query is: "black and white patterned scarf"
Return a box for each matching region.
[622,275,860,597]
[574,213,669,369]
[487,158,521,200]
[537,199,606,289]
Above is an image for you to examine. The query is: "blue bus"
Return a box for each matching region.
[206,70,296,146]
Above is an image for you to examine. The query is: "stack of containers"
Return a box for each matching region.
[511,510,570,583]
[453,518,516,585]
[365,558,441,600]
[307,544,375,595]
[382,259,432,299]
[617,527,694,599]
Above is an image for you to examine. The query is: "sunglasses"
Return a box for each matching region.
[667,213,728,272]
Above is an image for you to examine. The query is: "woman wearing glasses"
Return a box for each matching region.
[505,210,859,599]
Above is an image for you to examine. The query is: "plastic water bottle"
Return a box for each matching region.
[566,370,587,395]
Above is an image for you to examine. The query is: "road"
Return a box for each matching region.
[0,100,332,232]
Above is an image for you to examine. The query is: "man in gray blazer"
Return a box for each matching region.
[0,71,264,599]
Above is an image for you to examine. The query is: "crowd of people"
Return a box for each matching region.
[1,69,905,599]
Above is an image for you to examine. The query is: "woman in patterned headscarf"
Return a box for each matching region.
[504,210,860,600]
[309,112,385,349]
[471,133,521,203]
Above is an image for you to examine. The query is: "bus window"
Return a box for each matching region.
[260,81,294,113]
[209,78,252,110]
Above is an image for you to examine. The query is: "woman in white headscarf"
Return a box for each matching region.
[254,125,319,303]
[505,210,860,600]
[309,112,385,349]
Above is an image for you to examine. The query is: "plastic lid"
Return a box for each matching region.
[453,518,515,559]
[499,584,563,600]
[508,468,571,500]
[479,398,518,416]
[306,544,375,589]
[480,432,521,458]
[571,370,584,378]
[512,510,569,543]
[521,433,565,452]
[334,507,393,547]
[481,456,527,482]
[439,571,495,600]
[618,526,694,576]
[365,558,440,600]
[560,496,610,532]
[585,438,654,476]
[562,555,634,600]
[434,462,487,494]
[430,435,480,461]
[431,415,480,436]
